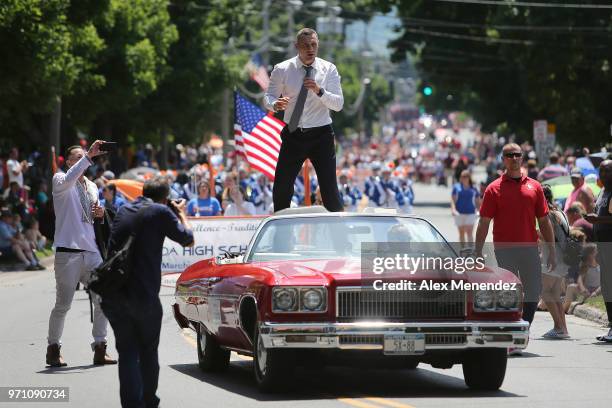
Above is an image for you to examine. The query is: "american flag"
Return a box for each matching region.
[234,92,285,181]
[245,54,269,91]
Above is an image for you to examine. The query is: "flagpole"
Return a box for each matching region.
[303,160,311,206]
[51,146,58,174]
[208,164,215,198]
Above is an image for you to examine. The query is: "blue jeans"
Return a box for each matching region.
[494,246,542,325]
[101,296,163,408]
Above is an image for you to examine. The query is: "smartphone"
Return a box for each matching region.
[99,142,118,152]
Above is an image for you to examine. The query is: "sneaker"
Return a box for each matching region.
[35,264,46,270]
[596,328,612,343]
[25,264,38,271]
[508,347,523,356]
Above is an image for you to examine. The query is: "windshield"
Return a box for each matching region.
[247,216,454,262]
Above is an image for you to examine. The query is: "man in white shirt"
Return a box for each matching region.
[6,147,27,188]
[264,28,344,212]
[46,140,117,367]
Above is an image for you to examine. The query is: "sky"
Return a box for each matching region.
[344,11,401,57]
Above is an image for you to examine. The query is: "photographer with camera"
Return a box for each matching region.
[102,176,193,408]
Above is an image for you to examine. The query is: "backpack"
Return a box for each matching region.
[549,209,581,267]
[88,204,149,297]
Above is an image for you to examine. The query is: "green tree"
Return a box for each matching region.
[384,0,612,147]
[63,0,178,142]
[0,0,106,145]
[137,0,250,144]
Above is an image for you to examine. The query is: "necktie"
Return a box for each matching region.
[288,65,313,133]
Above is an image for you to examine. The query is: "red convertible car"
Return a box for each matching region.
[173,208,528,391]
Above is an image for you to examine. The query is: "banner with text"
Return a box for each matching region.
[161,216,265,274]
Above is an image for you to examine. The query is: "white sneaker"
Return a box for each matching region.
[508,347,523,356]
[596,328,612,342]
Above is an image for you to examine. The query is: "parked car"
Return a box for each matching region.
[173,207,528,392]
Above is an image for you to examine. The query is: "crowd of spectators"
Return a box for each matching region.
[0,147,49,269]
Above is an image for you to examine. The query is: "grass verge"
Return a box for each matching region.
[584,295,606,313]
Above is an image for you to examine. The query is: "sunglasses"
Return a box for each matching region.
[504,152,522,158]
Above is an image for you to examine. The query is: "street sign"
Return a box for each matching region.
[533,120,547,142]
[534,120,555,165]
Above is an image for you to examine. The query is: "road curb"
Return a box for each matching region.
[572,303,609,326]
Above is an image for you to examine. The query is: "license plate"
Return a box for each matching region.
[383,333,425,355]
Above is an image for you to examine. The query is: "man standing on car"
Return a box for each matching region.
[264,28,344,212]
[102,176,194,408]
[475,143,556,327]
[46,140,117,367]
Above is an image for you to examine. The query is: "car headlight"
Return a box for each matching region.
[474,290,494,310]
[497,290,519,309]
[272,288,298,312]
[272,286,327,312]
[301,288,325,311]
[473,289,520,312]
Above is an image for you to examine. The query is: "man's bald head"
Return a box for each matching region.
[600,159,612,189]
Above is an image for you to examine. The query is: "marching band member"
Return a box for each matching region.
[338,171,362,212]
[251,174,273,215]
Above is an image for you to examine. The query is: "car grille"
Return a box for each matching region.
[425,333,467,345]
[336,287,465,321]
[338,334,467,346]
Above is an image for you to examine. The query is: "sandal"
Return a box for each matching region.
[543,329,570,339]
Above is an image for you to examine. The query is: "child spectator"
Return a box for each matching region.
[0,211,44,270]
[563,243,601,313]
[24,218,47,251]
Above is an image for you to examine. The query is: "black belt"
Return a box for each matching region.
[294,124,332,133]
[56,247,85,253]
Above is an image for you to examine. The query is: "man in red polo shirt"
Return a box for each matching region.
[475,143,556,327]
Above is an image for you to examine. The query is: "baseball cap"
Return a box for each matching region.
[570,168,583,178]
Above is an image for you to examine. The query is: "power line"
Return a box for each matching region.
[404,16,612,33]
[402,27,534,45]
[396,27,612,49]
[431,0,612,9]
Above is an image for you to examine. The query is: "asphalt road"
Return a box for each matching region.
[1,184,611,408]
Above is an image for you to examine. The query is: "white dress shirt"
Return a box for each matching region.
[7,159,24,187]
[264,56,344,129]
[52,155,100,253]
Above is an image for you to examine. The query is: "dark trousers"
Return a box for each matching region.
[494,246,542,324]
[597,243,612,325]
[101,296,163,408]
[273,124,343,212]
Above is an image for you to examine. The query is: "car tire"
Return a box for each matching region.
[253,324,294,392]
[462,348,507,390]
[196,323,230,372]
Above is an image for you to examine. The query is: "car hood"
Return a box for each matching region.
[254,257,517,286]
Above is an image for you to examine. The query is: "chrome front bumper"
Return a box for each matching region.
[259,321,529,350]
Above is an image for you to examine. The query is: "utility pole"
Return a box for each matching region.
[287,1,295,59]
[262,0,271,69]
[49,96,61,166]
[222,89,231,157]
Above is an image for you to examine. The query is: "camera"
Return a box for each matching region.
[167,199,182,215]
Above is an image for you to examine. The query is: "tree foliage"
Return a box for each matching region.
[384,0,612,147]
[1,0,395,149]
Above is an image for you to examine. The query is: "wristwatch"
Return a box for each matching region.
[317,87,325,97]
